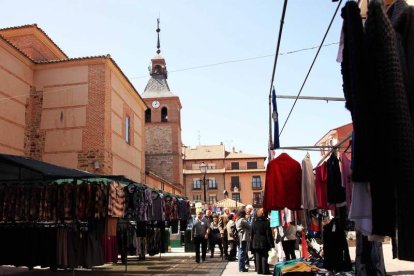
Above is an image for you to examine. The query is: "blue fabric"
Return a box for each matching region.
[270,210,280,227]
[272,87,280,149]
[238,241,247,272]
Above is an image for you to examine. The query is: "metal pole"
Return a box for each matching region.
[276,95,345,101]
[203,173,207,204]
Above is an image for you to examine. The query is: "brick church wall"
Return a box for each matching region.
[78,64,112,175]
[24,86,46,160]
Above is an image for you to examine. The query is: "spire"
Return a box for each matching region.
[156,18,161,54]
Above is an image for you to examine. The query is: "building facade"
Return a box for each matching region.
[314,122,353,159]
[0,24,147,183]
[183,145,266,208]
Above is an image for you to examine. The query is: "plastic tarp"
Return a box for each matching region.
[0,153,94,181]
[213,198,245,208]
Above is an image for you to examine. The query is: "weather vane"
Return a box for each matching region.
[156,18,161,54]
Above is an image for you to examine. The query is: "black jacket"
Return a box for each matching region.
[251,217,274,251]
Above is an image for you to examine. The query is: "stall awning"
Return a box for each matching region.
[0,154,95,181]
[214,198,245,209]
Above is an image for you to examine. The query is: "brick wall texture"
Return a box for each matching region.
[78,64,112,175]
[24,86,45,160]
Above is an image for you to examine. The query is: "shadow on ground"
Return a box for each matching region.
[0,256,228,276]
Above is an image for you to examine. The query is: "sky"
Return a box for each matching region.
[1,0,352,165]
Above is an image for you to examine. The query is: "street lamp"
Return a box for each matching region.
[200,161,208,204]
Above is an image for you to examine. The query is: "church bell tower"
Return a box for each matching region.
[142,19,183,192]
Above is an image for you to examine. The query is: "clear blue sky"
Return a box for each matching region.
[1,0,351,165]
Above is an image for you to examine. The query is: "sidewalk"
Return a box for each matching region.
[2,245,414,276]
[221,243,414,276]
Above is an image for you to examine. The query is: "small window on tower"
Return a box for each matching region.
[161,107,168,122]
[145,109,151,123]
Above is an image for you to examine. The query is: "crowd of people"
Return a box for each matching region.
[191,205,298,275]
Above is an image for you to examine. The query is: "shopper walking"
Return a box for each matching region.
[251,208,274,275]
[192,211,210,263]
[226,213,237,261]
[281,222,297,261]
[209,214,223,258]
[219,208,230,260]
[236,209,251,272]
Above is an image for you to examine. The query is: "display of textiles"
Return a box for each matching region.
[0,181,109,222]
[108,181,125,218]
[0,220,105,269]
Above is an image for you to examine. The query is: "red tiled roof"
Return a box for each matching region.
[0,34,34,62]
[0,24,68,58]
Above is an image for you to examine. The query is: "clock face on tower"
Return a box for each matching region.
[152,100,160,108]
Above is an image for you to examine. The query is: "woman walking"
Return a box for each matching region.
[281,222,297,261]
[209,214,223,258]
[226,213,237,261]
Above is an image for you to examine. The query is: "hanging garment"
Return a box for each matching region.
[272,87,280,149]
[315,162,329,210]
[323,219,352,272]
[263,153,302,211]
[301,153,317,210]
[387,1,414,261]
[108,182,125,218]
[340,0,372,183]
[365,1,414,243]
[355,231,386,276]
[326,153,346,205]
[348,182,372,236]
[151,192,165,221]
[388,0,414,121]
[340,152,352,210]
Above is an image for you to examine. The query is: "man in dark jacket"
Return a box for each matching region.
[251,208,274,275]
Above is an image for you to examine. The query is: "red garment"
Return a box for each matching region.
[315,162,328,209]
[301,231,309,259]
[263,153,302,211]
[102,235,118,263]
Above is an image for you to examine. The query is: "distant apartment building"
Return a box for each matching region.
[315,122,353,158]
[183,145,266,208]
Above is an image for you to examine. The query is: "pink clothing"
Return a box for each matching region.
[315,162,328,209]
[341,153,352,210]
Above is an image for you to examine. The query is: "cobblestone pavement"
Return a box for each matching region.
[0,254,228,276]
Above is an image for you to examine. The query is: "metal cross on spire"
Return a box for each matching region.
[156,18,161,54]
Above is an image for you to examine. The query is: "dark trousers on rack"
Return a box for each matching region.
[193,236,207,263]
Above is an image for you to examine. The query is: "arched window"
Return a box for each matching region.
[145,109,151,123]
[154,65,162,74]
[161,107,168,122]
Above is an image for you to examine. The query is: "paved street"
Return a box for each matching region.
[2,244,414,275]
[0,249,227,276]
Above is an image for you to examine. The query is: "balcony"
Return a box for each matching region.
[226,166,265,172]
